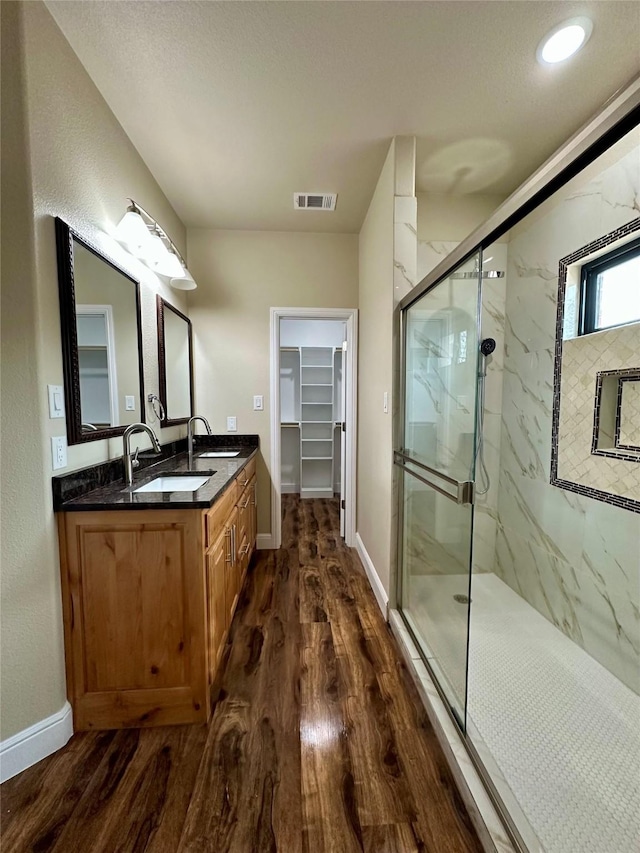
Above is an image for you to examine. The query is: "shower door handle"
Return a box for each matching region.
[394,452,475,506]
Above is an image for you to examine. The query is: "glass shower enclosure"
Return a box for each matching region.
[395,123,640,853]
[396,251,482,728]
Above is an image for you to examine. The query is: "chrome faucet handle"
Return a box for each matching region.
[132,446,140,469]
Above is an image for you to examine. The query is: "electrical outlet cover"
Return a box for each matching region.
[227,416,237,432]
[51,435,67,470]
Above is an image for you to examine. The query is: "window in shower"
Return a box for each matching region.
[579,235,640,334]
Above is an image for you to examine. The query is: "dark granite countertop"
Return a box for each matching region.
[53,436,259,512]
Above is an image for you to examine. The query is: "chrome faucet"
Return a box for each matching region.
[122,423,162,486]
[187,416,212,468]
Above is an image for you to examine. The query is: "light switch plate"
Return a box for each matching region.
[227,416,237,432]
[253,395,264,411]
[125,395,135,411]
[48,385,65,419]
[383,391,389,414]
[51,435,67,470]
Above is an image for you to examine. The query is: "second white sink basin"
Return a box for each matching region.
[134,475,210,493]
[199,451,240,458]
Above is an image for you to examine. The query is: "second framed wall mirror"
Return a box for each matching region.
[156,296,194,426]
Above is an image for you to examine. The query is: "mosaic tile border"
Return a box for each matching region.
[551,216,640,514]
[615,375,640,453]
[591,368,640,460]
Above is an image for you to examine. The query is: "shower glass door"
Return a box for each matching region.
[397,252,481,727]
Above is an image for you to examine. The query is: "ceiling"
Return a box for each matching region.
[46,1,640,234]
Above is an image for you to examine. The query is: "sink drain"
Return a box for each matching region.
[453,594,470,604]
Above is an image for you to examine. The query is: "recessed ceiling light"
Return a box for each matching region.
[537,17,593,65]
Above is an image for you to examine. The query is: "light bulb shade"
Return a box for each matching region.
[138,232,168,267]
[115,210,153,253]
[170,268,197,290]
[154,248,185,278]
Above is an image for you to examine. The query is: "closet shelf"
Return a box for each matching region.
[281,338,343,499]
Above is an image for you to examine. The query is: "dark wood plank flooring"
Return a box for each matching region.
[1,496,482,852]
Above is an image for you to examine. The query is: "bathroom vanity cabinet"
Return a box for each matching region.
[56,456,257,730]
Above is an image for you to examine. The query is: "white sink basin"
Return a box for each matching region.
[198,451,240,458]
[134,475,210,493]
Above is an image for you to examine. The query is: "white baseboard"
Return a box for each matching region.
[0,701,73,783]
[281,484,299,494]
[256,533,275,550]
[355,532,389,619]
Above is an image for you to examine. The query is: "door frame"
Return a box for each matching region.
[75,304,120,427]
[269,307,358,550]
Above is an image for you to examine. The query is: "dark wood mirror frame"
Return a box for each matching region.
[156,295,194,427]
[55,217,146,445]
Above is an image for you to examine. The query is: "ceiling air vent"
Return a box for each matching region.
[294,193,337,211]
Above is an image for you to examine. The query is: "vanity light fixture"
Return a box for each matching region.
[537,17,593,65]
[115,200,197,290]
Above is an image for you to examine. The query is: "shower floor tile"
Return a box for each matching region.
[406,572,640,853]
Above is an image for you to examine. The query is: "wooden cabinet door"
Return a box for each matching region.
[206,527,227,683]
[59,509,208,730]
[236,484,251,579]
[249,475,257,558]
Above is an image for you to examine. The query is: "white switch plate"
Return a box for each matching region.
[253,395,264,411]
[125,395,135,411]
[227,416,237,432]
[383,391,389,414]
[48,385,65,419]
[51,435,67,470]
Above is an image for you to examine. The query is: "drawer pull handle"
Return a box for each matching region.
[225,529,232,563]
[240,543,250,557]
[240,497,250,509]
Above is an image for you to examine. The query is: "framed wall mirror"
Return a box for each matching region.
[55,217,145,445]
[156,296,193,426]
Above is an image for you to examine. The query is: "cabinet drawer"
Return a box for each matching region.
[205,481,239,549]
[236,456,256,489]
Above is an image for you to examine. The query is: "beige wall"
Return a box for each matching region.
[417,192,505,243]
[357,142,395,594]
[187,229,358,535]
[0,2,189,740]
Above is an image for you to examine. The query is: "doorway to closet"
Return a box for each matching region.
[269,308,358,551]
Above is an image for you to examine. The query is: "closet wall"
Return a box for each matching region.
[280,319,345,497]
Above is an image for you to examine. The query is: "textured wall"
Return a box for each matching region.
[0,1,190,740]
[186,229,358,536]
[357,141,395,593]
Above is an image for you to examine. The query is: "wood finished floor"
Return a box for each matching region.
[1,496,483,853]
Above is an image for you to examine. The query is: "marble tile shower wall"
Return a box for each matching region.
[495,141,640,693]
[416,238,508,577]
[473,245,507,578]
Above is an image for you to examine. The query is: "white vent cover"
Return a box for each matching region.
[294,193,337,211]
